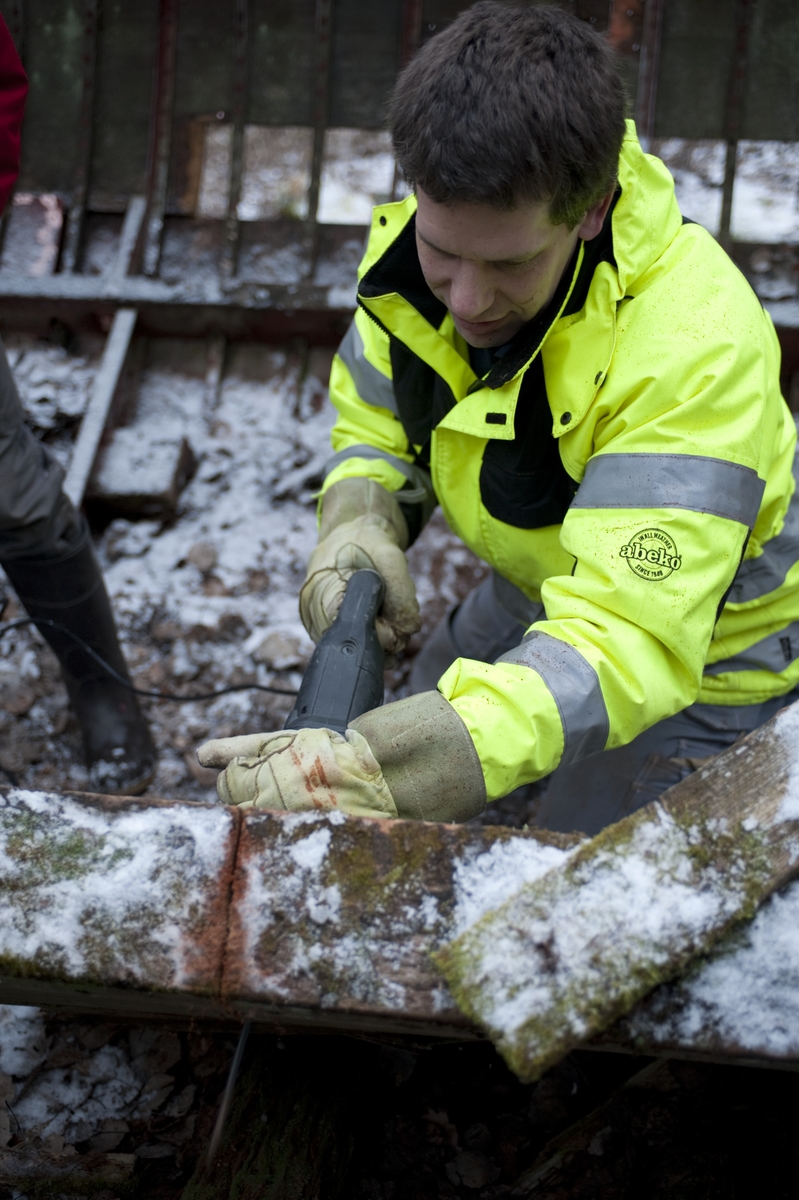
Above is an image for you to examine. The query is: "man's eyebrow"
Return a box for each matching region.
[416,227,538,266]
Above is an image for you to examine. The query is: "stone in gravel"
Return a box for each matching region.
[186,541,218,574]
[252,630,306,669]
[445,1150,500,1188]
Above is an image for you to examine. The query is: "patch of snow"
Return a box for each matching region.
[0,1007,47,1078]
[630,880,799,1058]
[318,129,394,225]
[452,837,568,936]
[288,827,331,873]
[0,789,232,988]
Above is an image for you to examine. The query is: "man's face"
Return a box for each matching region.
[415,187,614,348]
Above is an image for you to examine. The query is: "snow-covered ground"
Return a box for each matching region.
[0,334,483,805]
[652,137,799,248]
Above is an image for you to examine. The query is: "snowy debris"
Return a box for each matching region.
[0,788,234,990]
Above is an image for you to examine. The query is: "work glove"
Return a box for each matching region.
[196,726,399,818]
[300,478,421,655]
[197,692,486,823]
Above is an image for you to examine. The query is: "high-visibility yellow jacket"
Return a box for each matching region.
[322,123,799,800]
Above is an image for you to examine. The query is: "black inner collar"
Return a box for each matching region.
[359,189,620,390]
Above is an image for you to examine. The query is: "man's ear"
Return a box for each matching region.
[577,188,617,241]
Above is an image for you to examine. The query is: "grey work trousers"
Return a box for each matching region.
[0,336,81,565]
[410,573,798,836]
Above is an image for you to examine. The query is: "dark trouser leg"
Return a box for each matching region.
[0,337,156,794]
[2,520,157,794]
[535,689,799,836]
[409,573,536,693]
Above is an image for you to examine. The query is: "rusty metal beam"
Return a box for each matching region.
[306,0,334,243]
[719,0,756,250]
[60,0,100,275]
[140,0,179,277]
[221,0,250,279]
[634,0,664,144]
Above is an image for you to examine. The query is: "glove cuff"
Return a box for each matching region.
[319,478,409,549]
[350,691,486,823]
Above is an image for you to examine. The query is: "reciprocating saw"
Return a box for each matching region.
[208,567,387,1161]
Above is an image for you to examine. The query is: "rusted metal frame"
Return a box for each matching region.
[0,1,25,267]
[4,0,24,58]
[59,0,100,275]
[634,0,664,146]
[718,0,755,251]
[140,0,179,277]
[305,0,334,275]
[390,0,423,201]
[221,0,250,280]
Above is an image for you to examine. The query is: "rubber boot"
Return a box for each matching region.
[2,522,157,795]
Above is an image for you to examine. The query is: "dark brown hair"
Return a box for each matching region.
[388,3,627,227]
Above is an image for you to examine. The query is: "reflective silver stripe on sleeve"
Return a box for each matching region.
[336,320,398,415]
[728,462,799,603]
[572,453,765,526]
[325,445,436,513]
[496,631,609,765]
[704,621,799,676]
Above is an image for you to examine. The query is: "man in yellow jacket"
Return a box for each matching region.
[199,3,799,834]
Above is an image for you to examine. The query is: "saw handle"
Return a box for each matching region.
[284,568,386,733]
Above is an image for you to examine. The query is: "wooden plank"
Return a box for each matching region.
[63,306,138,506]
[4,713,799,1071]
[0,788,236,997]
[434,700,799,1083]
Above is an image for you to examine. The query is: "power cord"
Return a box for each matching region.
[0,617,299,703]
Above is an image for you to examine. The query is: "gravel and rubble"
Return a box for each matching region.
[0,331,506,822]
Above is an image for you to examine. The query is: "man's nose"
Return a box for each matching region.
[447,262,494,320]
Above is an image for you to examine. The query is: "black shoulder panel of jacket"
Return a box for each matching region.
[479,355,579,529]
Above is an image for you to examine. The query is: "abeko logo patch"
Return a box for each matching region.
[619,528,682,580]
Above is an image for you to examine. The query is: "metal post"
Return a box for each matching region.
[141,0,179,278]
[718,0,755,251]
[221,0,250,280]
[306,0,333,247]
[634,0,665,147]
[60,0,100,275]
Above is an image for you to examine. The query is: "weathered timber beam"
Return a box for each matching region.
[435,700,799,1082]
[63,306,138,506]
[3,708,799,1074]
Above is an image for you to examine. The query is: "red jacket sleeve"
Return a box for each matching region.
[0,16,26,215]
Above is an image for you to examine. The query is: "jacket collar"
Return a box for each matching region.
[356,124,683,438]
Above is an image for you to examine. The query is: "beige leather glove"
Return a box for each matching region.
[196,726,398,818]
[300,478,421,655]
[197,692,486,824]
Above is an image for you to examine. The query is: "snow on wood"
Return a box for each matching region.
[0,788,235,997]
[434,701,799,1082]
[5,742,799,1071]
[222,810,573,1036]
